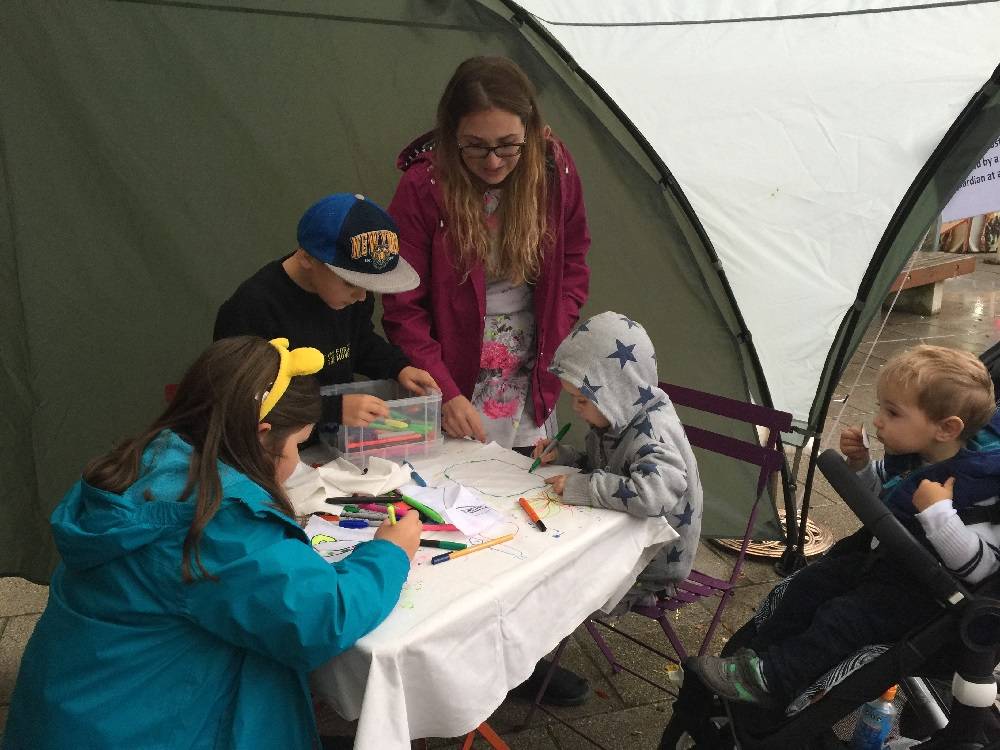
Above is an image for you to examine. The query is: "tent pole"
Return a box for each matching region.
[778,435,820,575]
[778,447,799,556]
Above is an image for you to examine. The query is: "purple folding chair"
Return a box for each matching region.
[583,382,793,690]
[520,384,792,747]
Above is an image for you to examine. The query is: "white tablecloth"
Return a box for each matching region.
[310,440,677,749]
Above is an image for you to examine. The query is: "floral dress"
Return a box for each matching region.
[471,190,552,449]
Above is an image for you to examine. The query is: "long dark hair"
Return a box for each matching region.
[435,56,549,285]
[83,337,321,581]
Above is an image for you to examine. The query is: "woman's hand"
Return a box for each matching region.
[341,394,390,427]
[545,474,567,495]
[442,395,487,442]
[532,438,557,465]
[914,477,955,512]
[374,511,421,560]
[397,366,438,396]
[839,425,870,472]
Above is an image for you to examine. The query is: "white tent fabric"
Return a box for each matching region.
[517,0,1000,421]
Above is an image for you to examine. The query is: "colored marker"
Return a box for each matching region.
[326,496,400,505]
[388,504,397,526]
[357,501,408,517]
[418,539,467,551]
[398,493,446,524]
[528,423,572,473]
[403,460,427,487]
[346,433,423,449]
[339,510,388,522]
[339,519,369,529]
[430,533,516,565]
[518,497,547,532]
[369,418,410,431]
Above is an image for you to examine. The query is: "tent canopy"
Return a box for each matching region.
[2,0,998,581]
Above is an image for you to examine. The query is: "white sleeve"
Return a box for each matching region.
[917,499,1000,584]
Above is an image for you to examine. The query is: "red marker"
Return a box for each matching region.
[518,497,547,532]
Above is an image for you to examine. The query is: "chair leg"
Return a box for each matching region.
[462,723,510,750]
[657,614,690,662]
[697,591,734,656]
[476,723,511,750]
[585,619,623,673]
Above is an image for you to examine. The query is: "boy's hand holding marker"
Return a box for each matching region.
[374,511,421,560]
[529,423,572,472]
[342,394,390,427]
[532,438,557,466]
[839,424,871,471]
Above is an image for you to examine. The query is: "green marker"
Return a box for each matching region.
[418,539,467,551]
[398,493,447,524]
[529,423,572,473]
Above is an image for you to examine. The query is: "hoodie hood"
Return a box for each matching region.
[550,311,663,433]
[396,131,437,172]
[51,430,280,571]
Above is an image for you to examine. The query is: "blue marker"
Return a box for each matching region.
[404,460,427,487]
[338,519,369,529]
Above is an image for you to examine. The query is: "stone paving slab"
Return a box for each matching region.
[0,578,48,618]
[548,703,674,750]
[0,615,40,707]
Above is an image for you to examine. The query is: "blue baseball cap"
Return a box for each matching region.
[296,193,419,294]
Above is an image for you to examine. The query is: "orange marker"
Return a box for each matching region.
[518,497,547,532]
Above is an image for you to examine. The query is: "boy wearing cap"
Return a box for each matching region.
[214,193,437,427]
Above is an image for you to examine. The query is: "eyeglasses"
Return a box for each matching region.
[457,142,526,159]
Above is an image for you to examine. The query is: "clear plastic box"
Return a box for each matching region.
[318,380,442,467]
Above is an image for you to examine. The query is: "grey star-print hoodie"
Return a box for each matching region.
[549,311,702,590]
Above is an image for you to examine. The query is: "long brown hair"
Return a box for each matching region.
[83,337,321,581]
[435,56,549,285]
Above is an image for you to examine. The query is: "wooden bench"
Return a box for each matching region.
[884,250,977,315]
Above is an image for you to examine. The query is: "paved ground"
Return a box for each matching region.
[4,257,1000,748]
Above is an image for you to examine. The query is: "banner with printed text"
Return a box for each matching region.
[942,137,1000,222]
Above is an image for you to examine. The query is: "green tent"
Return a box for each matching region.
[2,0,998,582]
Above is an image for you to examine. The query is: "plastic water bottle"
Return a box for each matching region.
[850,685,898,749]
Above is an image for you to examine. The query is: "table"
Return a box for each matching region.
[309,440,678,749]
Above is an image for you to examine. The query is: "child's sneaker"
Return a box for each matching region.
[684,649,778,708]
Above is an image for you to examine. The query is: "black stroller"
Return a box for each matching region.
[661,449,1000,749]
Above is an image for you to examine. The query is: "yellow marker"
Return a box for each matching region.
[384,418,409,429]
[388,504,397,525]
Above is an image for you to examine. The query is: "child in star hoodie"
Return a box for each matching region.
[534,311,703,606]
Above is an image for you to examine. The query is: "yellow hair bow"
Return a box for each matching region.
[260,338,324,421]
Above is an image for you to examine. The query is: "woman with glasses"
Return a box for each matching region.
[383,56,591,460]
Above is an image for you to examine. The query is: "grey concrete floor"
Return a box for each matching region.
[4,258,1000,748]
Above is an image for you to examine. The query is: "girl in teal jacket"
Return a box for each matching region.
[3,336,420,749]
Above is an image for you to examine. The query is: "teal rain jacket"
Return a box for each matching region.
[3,431,409,749]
